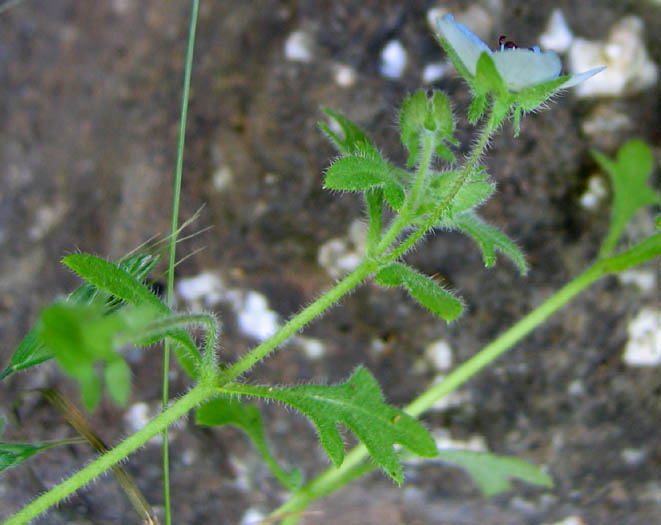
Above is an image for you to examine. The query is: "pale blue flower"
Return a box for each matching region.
[436,14,604,92]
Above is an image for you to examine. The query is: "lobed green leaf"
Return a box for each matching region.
[197,397,302,489]
[592,139,661,258]
[324,155,390,191]
[223,367,437,485]
[437,449,553,496]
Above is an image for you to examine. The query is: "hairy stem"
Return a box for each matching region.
[387,105,497,262]
[5,383,213,525]
[271,262,605,522]
[220,260,377,383]
[375,133,435,254]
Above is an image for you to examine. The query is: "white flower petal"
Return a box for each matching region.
[559,65,607,89]
[436,14,490,76]
[492,48,562,92]
[437,12,605,94]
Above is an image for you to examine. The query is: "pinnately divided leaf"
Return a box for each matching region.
[592,139,661,258]
[223,367,437,484]
[196,396,302,489]
[436,449,553,496]
[375,263,463,322]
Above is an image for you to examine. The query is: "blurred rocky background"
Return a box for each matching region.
[1,1,660,523]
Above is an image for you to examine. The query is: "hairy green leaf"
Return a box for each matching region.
[383,182,406,210]
[437,449,553,496]
[435,143,456,163]
[223,367,437,484]
[197,397,301,489]
[38,303,149,411]
[62,253,201,378]
[592,139,661,258]
[449,182,495,215]
[0,441,69,473]
[324,155,390,191]
[365,188,384,253]
[399,90,454,167]
[514,75,567,113]
[450,211,528,275]
[324,156,405,210]
[473,53,507,98]
[104,358,132,406]
[399,90,427,167]
[468,94,488,123]
[1,253,159,382]
[375,263,463,322]
[319,108,379,157]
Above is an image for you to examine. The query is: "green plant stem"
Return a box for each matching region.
[6,259,376,520]
[388,106,497,262]
[271,262,605,523]
[221,260,377,383]
[162,1,198,523]
[5,383,214,525]
[376,134,435,253]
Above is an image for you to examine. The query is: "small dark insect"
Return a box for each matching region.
[498,34,536,52]
[499,34,518,49]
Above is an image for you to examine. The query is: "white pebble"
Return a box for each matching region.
[334,64,356,87]
[569,16,658,98]
[241,508,265,525]
[176,272,225,307]
[380,39,407,79]
[424,339,453,371]
[578,175,608,210]
[212,165,233,191]
[234,291,280,342]
[623,308,661,366]
[432,428,488,452]
[124,402,162,445]
[317,219,367,278]
[540,9,573,53]
[284,30,313,62]
[567,379,584,397]
[295,336,326,359]
[581,104,633,138]
[618,270,656,293]
[543,517,586,525]
[422,61,450,84]
[621,447,647,466]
